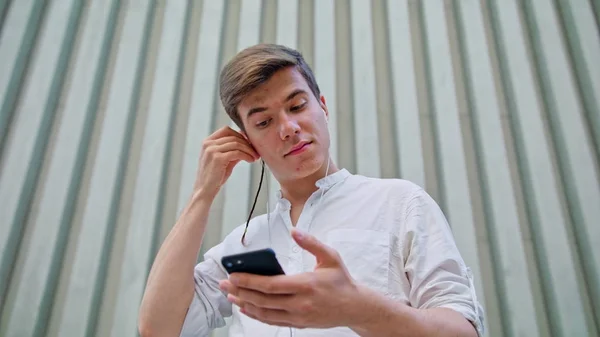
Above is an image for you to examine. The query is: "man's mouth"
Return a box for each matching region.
[285,141,312,156]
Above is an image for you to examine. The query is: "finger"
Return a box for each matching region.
[222,281,284,312]
[208,135,243,144]
[207,126,245,141]
[291,229,339,266]
[222,279,298,310]
[219,280,238,295]
[229,273,307,295]
[210,135,251,148]
[212,139,259,160]
[219,150,257,164]
[237,288,294,310]
[204,136,259,159]
[241,302,296,327]
[227,291,292,313]
[226,293,245,307]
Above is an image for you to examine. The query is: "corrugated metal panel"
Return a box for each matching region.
[0,0,598,336]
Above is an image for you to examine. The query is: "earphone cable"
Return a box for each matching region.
[241,160,265,245]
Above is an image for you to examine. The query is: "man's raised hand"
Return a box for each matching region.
[194,126,260,200]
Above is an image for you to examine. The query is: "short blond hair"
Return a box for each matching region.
[219,44,321,130]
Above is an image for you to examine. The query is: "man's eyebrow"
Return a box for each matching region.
[285,89,307,102]
[246,106,268,118]
[246,89,308,118]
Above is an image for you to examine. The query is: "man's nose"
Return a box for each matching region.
[278,115,300,140]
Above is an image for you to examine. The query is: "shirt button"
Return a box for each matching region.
[292,245,300,253]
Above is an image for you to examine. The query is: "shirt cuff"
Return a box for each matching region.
[438,303,484,337]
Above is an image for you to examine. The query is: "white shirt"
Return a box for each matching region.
[179,169,485,337]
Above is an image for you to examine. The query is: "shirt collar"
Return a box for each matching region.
[274,168,351,208]
[315,168,351,189]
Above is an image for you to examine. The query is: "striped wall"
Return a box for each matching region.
[0,0,599,336]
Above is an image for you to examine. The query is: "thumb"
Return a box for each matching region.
[291,229,339,267]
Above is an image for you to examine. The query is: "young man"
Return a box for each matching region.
[138,44,485,337]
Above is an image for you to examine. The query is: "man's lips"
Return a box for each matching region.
[285,141,312,156]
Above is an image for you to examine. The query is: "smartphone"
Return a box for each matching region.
[221,248,285,276]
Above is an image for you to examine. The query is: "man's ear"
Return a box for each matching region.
[319,95,329,119]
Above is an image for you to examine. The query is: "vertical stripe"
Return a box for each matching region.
[0,0,13,33]
[369,0,396,179]
[109,1,189,336]
[15,0,118,336]
[31,0,152,335]
[314,0,338,166]
[276,0,297,49]
[419,1,495,334]
[297,0,314,67]
[455,1,564,336]
[51,0,119,336]
[260,0,277,44]
[522,1,600,332]
[556,0,600,153]
[334,0,355,173]
[0,0,45,149]
[386,0,425,187]
[489,0,588,335]
[349,0,380,177]
[556,0,600,326]
[0,0,83,329]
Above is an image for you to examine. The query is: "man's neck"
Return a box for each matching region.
[279,158,339,207]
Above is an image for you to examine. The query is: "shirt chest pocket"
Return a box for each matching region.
[325,228,390,294]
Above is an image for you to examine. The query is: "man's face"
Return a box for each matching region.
[238,67,330,182]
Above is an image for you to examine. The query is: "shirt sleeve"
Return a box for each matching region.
[402,188,485,337]
[179,243,232,337]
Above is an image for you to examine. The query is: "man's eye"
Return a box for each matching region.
[256,119,271,128]
[291,102,306,112]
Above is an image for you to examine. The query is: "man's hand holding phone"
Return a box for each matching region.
[218,229,367,330]
[194,126,260,201]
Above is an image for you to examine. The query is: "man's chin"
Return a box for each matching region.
[283,158,327,180]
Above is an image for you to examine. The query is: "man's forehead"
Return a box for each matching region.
[244,87,277,105]
[243,72,308,105]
